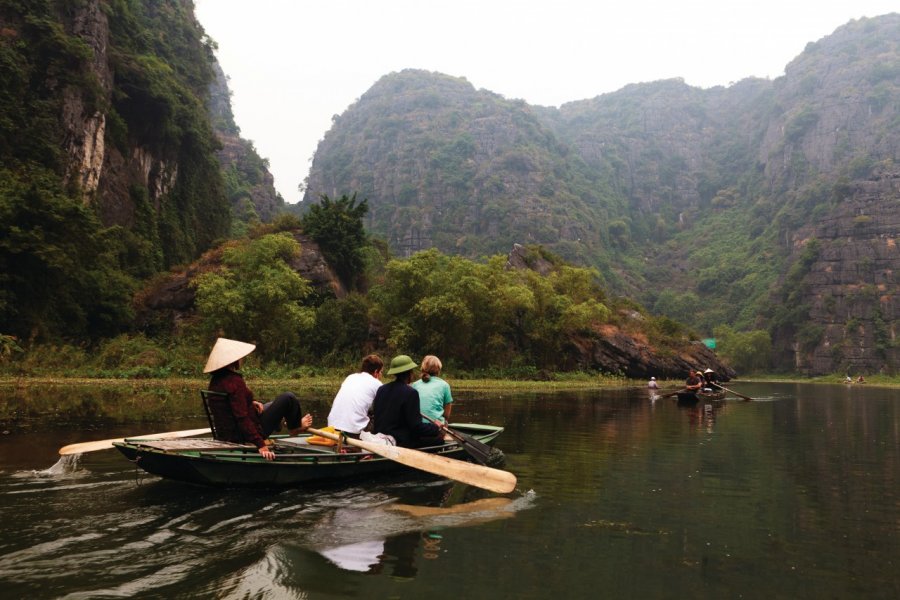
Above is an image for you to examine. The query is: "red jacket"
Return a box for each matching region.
[208,369,266,448]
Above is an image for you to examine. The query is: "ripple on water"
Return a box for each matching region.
[57,560,203,600]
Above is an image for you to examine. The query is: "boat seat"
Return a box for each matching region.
[200,390,246,442]
[276,437,343,454]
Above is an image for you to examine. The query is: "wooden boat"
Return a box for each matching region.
[698,389,727,401]
[113,423,504,488]
[677,389,727,404]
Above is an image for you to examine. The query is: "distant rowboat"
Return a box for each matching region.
[677,389,727,403]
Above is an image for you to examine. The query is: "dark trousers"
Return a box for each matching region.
[260,392,302,436]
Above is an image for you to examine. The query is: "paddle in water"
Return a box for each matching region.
[58,428,211,455]
[715,384,753,401]
[421,413,495,465]
[655,388,690,400]
[307,427,516,494]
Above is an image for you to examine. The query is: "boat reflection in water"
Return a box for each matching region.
[312,494,529,574]
[676,397,728,433]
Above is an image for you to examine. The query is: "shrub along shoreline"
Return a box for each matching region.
[1,373,897,392]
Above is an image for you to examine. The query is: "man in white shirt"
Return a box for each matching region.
[327,354,384,435]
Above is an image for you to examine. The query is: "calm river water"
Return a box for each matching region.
[0,382,897,599]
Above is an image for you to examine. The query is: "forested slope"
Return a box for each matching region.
[0,0,277,342]
[303,15,899,375]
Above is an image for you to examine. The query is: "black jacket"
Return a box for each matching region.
[372,380,440,447]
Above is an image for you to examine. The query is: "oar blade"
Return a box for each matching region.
[451,428,494,456]
[420,413,496,465]
[59,428,211,455]
[379,443,516,493]
[308,427,516,494]
[719,385,753,401]
[454,437,493,465]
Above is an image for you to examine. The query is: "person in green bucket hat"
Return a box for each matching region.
[371,355,442,448]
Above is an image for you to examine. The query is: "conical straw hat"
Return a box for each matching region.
[203,338,256,373]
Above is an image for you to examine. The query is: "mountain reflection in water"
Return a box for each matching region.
[0,382,898,599]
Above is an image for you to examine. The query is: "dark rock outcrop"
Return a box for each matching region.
[505,246,736,379]
[208,62,284,223]
[570,326,735,381]
[136,232,344,330]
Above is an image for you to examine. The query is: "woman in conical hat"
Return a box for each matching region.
[701,367,719,390]
[203,338,257,374]
[205,337,312,460]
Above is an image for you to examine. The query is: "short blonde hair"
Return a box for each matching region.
[420,355,442,376]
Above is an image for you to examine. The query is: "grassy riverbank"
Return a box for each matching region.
[1,372,898,392]
[735,373,900,388]
[0,373,629,393]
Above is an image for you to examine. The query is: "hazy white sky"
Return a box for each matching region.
[194,0,897,204]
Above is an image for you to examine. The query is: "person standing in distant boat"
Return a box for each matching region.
[413,355,453,424]
[327,354,384,436]
[648,377,659,389]
[205,337,312,460]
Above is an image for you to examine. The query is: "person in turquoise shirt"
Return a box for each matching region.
[412,355,453,423]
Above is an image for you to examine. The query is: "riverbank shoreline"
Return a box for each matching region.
[1,374,897,391]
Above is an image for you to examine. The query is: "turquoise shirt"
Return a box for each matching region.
[412,375,453,423]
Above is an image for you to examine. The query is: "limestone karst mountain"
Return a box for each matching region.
[302,14,899,375]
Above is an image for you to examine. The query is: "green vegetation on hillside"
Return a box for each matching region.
[0,0,236,343]
[301,193,370,289]
[302,16,899,375]
[3,6,896,378]
[105,0,228,266]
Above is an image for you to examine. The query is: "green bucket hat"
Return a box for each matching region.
[386,354,418,375]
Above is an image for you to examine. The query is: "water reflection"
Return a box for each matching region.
[1,382,898,599]
[676,399,727,433]
[309,490,523,575]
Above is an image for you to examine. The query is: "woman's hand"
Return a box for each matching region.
[253,401,264,414]
[258,445,275,460]
[301,413,313,430]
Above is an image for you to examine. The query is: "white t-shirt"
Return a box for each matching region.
[327,372,382,433]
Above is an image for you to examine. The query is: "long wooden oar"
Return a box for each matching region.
[421,413,493,465]
[58,428,211,456]
[716,384,753,401]
[307,427,516,494]
[656,388,689,400]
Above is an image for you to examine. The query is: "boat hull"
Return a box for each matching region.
[114,423,504,488]
[677,389,727,404]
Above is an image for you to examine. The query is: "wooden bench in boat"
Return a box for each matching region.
[128,438,253,451]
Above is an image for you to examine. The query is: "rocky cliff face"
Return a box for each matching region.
[302,15,899,375]
[44,0,230,268]
[757,16,900,375]
[778,167,899,374]
[60,1,111,199]
[54,0,281,262]
[208,62,284,223]
[303,70,615,263]
[759,17,900,186]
